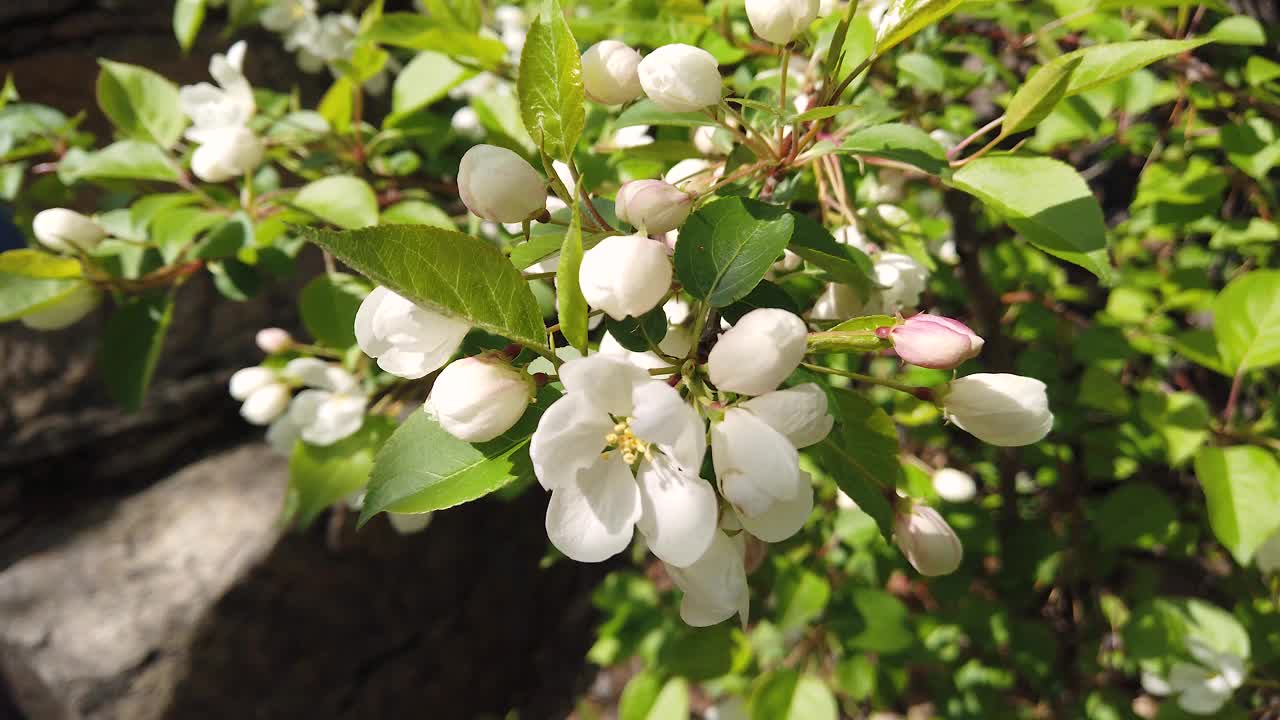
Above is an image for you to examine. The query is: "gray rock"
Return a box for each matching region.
[0,444,287,720]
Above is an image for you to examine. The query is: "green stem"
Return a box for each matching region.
[800,362,926,397]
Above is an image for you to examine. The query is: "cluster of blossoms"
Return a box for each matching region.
[178,42,265,183]
[229,354,368,453]
[259,0,391,94]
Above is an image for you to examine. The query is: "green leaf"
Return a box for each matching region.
[1094,483,1178,550]
[843,588,912,652]
[776,566,830,631]
[839,123,948,174]
[0,274,82,322]
[1245,57,1280,87]
[896,52,945,92]
[618,672,664,720]
[288,415,397,529]
[516,0,585,162]
[948,155,1112,283]
[789,104,861,123]
[1003,56,1083,136]
[1194,446,1280,565]
[1138,390,1211,467]
[874,0,965,55]
[815,388,901,539]
[556,203,588,353]
[1208,15,1266,46]
[99,293,174,412]
[1221,119,1280,181]
[294,175,379,229]
[299,273,371,348]
[389,51,471,124]
[615,99,716,129]
[67,140,181,182]
[173,0,206,52]
[1060,39,1211,98]
[194,212,253,260]
[720,280,799,325]
[606,308,667,353]
[318,76,355,134]
[1212,270,1280,373]
[303,225,549,350]
[787,212,874,300]
[96,61,186,149]
[359,386,558,522]
[807,315,897,354]
[0,249,82,278]
[365,13,508,67]
[750,671,835,720]
[674,197,794,307]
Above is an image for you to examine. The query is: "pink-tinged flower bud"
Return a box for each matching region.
[615,179,692,234]
[457,144,546,223]
[883,313,984,369]
[255,327,293,354]
[893,503,962,576]
[581,40,643,106]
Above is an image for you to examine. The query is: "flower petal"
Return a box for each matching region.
[711,408,801,516]
[635,455,717,567]
[559,354,648,416]
[630,381,706,471]
[740,383,833,448]
[1176,682,1230,715]
[738,474,814,543]
[296,391,366,446]
[666,531,749,627]
[529,392,614,490]
[1141,672,1172,697]
[544,455,641,563]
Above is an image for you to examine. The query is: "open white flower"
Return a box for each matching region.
[599,325,694,371]
[355,286,470,379]
[874,252,929,312]
[529,354,716,567]
[281,358,367,446]
[229,366,290,425]
[712,383,830,521]
[190,125,265,182]
[179,41,255,143]
[1142,639,1245,715]
[665,530,750,627]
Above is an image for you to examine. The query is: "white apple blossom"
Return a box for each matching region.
[932,467,977,503]
[425,356,532,442]
[450,107,484,139]
[260,0,316,33]
[581,40,644,106]
[637,44,723,112]
[893,503,963,576]
[19,283,100,331]
[615,179,692,234]
[941,373,1053,447]
[529,354,716,567]
[179,41,255,143]
[458,144,547,223]
[664,530,750,627]
[189,125,265,182]
[599,325,694,371]
[31,208,107,254]
[707,308,808,396]
[888,313,984,370]
[874,252,929,312]
[229,366,290,425]
[809,282,864,321]
[693,125,730,156]
[281,358,367,446]
[611,125,654,149]
[663,296,692,325]
[355,286,471,379]
[832,223,872,253]
[579,233,673,320]
[1142,639,1245,715]
[664,157,723,194]
[746,0,820,44]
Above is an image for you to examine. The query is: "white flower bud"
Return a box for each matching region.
[746,0,820,44]
[255,327,293,354]
[581,40,644,105]
[579,233,672,320]
[19,283,100,330]
[808,282,863,321]
[425,356,532,442]
[240,382,291,425]
[190,126,265,182]
[450,107,483,139]
[887,313,983,370]
[893,503,963,576]
[771,249,802,273]
[708,308,807,396]
[355,286,471,379]
[637,44,723,112]
[873,252,929,312]
[664,158,722,194]
[229,366,278,400]
[32,209,107,254]
[932,468,977,503]
[615,179,693,234]
[941,373,1053,447]
[457,144,546,223]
